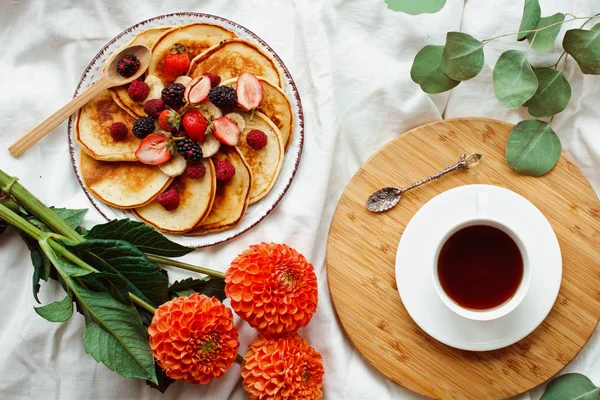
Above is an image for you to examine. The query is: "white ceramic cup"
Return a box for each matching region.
[431,218,532,321]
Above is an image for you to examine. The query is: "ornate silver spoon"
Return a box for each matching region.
[366,153,482,212]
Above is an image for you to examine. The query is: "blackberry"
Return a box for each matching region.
[161,83,185,107]
[116,54,140,77]
[176,137,203,161]
[132,116,155,139]
[208,86,238,110]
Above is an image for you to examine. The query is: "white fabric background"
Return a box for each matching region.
[0,0,599,399]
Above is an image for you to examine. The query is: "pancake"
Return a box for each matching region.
[76,90,140,161]
[80,151,172,209]
[188,147,251,235]
[106,26,173,118]
[149,23,236,85]
[234,111,284,204]
[188,39,284,88]
[222,77,293,150]
[133,159,216,233]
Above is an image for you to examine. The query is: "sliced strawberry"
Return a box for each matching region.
[212,116,241,146]
[236,73,263,110]
[184,76,211,104]
[135,133,173,165]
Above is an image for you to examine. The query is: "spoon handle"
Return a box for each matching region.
[8,75,113,158]
[401,153,481,193]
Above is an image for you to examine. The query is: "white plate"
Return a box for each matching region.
[67,13,304,248]
[395,184,562,351]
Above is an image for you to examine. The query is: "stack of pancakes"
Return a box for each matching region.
[76,23,294,235]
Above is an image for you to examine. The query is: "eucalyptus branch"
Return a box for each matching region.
[482,15,597,44]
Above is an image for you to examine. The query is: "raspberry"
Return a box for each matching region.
[132,116,155,139]
[143,99,165,119]
[208,86,237,110]
[109,122,128,141]
[203,73,221,87]
[156,188,180,211]
[175,137,203,161]
[116,54,140,77]
[246,129,268,150]
[185,161,206,179]
[127,80,150,102]
[162,83,186,108]
[215,160,236,181]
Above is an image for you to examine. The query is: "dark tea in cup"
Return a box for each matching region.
[437,225,523,310]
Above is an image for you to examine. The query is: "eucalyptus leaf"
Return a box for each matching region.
[74,279,157,384]
[563,28,600,75]
[169,277,226,302]
[86,219,193,257]
[384,0,446,15]
[527,13,565,52]
[493,50,538,109]
[441,32,485,81]
[34,291,73,322]
[524,68,571,117]
[68,239,169,307]
[541,373,599,400]
[411,45,459,93]
[517,0,541,41]
[506,120,561,176]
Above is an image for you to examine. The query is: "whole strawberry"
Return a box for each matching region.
[182,109,208,142]
[163,43,190,82]
[159,110,181,132]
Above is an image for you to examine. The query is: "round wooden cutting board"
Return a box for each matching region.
[326,118,600,399]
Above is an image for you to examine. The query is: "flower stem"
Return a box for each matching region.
[236,354,244,364]
[0,202,45,241]
[130,293,157,314]
[147,255,225,279]
[0,170,82,243]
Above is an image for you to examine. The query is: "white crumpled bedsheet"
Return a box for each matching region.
[1,0,598,399]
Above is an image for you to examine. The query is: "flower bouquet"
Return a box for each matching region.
[0,168,323,399]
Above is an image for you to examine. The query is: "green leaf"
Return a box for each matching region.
[541,373,599,400]
[493,50,538,109]
[527,13,565,52]
[51,208,88,229]
[506,120,561,176]
[74,278,157,384]
[169,276,226,301]
[411,45,460,94]
[78,272,130,305]
[20,232,51,303]
[524,68,571,117]
[86,219,193,257]
[441,32,485,81]
[563,28,600,75]
[518,0,541,40]
[27,207,87,232]
[384,0,446,15]
[34,291,73,322]
[146,363,175,393]
[68,239,169,307]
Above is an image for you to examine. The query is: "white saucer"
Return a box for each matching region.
[395,184,562,351]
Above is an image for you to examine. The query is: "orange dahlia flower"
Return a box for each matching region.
[148,293,239,384]
[225,243,318,337]
[242,335,324,400]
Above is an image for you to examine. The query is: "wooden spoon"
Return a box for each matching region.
[8,45,152,158]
